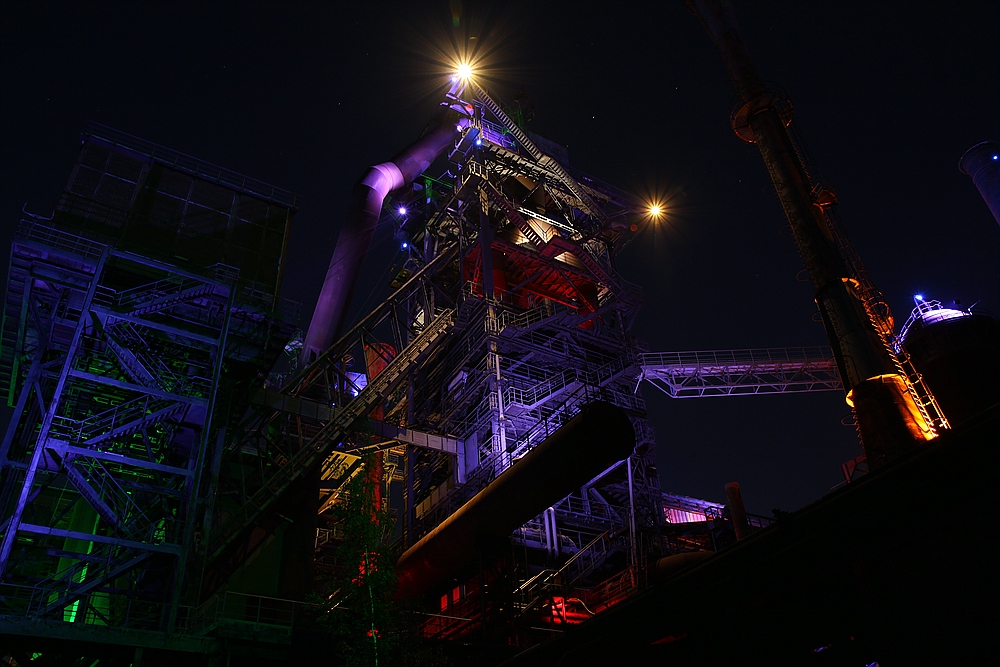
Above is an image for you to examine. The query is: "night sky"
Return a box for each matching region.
[3,1,997,515]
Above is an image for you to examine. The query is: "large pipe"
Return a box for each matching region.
[301,104,471,364]
[959,141,1000,228]
[394,401,636,599]
[687,0,933,466]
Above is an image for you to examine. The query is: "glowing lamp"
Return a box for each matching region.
[401,242,408,249]
[398,206,407,215]
[456,63,473,80]
[649,205,662,217]
[914,294,924,301]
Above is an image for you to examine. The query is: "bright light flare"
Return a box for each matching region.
[648,204,663,218]
[456,63,473,80]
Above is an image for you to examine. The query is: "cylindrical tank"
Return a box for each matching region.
[959,141,1000,227]
[394,401,636,599]
[900,304,1000,427]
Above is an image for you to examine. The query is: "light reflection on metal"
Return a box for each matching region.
[895,297,971,353]
[639,346,842,398]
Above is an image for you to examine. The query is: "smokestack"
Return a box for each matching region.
[959,141,1000,228]
[687,0,934,466]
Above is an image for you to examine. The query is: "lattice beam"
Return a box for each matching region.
[640,346,842,398]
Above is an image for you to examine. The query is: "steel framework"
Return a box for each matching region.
[0,127,297,642]
[193,80,664,643]
[639,346,842,398]
[0,90,845,657]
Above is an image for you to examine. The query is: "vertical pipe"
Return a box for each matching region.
[724,482,750,541]
[479,197,496,299]
[627,456,637,575]
[544,507,558,562]
[959,141,1000,227]
[182,285,235,614]
[404,378,416,547]
[364,342,397,511]
[404,446,415,547]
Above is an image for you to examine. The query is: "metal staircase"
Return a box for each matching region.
[115,276,220,317]
[481,181,545,247]
[49,395,186,447]
[0,128,300,650]
[472,83,612,230]
[103,320,211,396]
[515,529,621,617]
[205,308,455,564]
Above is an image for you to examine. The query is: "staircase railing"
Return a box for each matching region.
[515,530,618,616]
[206,309,454,561]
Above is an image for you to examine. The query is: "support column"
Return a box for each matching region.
[724,482,750,541]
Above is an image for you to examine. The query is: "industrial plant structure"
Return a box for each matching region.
[1,1,998,665]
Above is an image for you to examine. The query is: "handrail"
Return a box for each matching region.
[207,309,454,561]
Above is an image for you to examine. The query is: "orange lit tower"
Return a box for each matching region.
[687,0,949,467]
[200,69,666,648]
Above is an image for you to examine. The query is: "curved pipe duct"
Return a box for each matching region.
[301,107,471,364]
[395,401,636,599]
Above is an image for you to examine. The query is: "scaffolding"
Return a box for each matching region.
[0,93,790,657]
[194,83,665,644]
[396,87,665,639]
[0,127,297,643]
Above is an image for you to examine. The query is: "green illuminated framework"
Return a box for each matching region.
[0,125,297,648]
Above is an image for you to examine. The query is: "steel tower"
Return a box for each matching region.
[205,77,665,642]
[0,82,828,661]
[0,123,297,645]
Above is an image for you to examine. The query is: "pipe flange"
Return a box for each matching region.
[730,93,794,143]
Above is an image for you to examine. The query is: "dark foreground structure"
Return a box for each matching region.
[504,404,1000,666]
[2,2,998,665]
